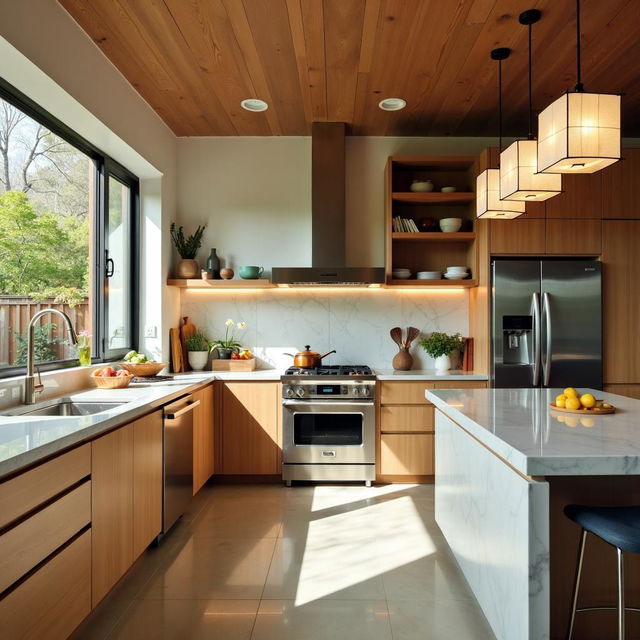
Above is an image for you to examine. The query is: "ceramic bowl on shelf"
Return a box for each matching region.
[410,180,434,193]
[445,266,468,273]
[441,186,457,193]
[444,272,470,280]
[392,268,412,279]
[439,217,463,232]
[416,271,442,280]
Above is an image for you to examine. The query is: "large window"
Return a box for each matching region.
[0,79,138,376]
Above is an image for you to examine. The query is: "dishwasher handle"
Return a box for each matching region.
[165,399,200,420]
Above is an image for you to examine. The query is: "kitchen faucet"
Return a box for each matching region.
[24,309,78,405]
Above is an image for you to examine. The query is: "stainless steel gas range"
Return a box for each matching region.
[281,365,376,486]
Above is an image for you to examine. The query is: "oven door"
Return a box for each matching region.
[282,400,375,464]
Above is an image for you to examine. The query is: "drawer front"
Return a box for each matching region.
[380,406,435,433]
[0,444,90,529]
[431,381,487,390]
[0,481,91,593]
[0,529,91,640]
[380,382,434,405]
[380,434,434,475]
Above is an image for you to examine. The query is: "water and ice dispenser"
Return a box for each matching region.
[502,315,533,365]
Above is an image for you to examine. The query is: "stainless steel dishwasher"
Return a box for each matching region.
[162,394,199,533]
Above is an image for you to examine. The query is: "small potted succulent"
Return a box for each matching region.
[419,331,463,373]
[170,222,206,278]
[185,330,210,371]
[210,319,247,359]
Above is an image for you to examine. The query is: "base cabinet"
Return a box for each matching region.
[193,384,214,493]
[381,433,434,475]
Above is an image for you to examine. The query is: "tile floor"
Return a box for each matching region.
[71,483,496,640]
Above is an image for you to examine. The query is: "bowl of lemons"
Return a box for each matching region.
[550,387,615,414]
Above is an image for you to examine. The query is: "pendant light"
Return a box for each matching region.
[537,0,620,174]
[500,10,562,201]
[477,48,525,219]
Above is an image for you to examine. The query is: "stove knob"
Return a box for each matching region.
[361,386,371,398]
[295,386,306,398]
[352,386,361,397]
[284,385,295,398]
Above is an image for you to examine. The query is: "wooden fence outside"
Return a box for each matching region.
[0,296,90,367]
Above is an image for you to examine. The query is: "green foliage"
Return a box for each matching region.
[170,222,205,259]
[419,332,463,358]
[185,330,210,352]
[11,322,67,366]
[0,191,88,299]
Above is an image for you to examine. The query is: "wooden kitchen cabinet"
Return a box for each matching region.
[545,173,603,219]
[490,219,546,254]
[602,220,640,384]
[602,149,640,219]
[193,384,215,494]
[221,382,280,474]
[545,219,602,255]
[380,434,434,475]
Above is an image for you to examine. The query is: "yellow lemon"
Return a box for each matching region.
[565,397,581,411]
[565,417,579,428]
[580,393,596,409]
[580,417,595,428]
[556,393,567,403]
[555,397,566,408]
[564,387,579,398]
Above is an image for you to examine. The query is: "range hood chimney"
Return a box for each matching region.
[272,122,384,286]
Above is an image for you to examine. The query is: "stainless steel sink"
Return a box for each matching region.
[3,399,126,417]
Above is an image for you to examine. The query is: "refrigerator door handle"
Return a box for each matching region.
[532,293,541,386]
[542,292,552,386]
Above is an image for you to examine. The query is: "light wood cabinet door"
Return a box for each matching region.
[490,219,546,254]
[193,384,215,494]
[380,434,434,475]
[222,382,279,474]
[545,173,603,219]
[545,219,601,255]
[92,424,134,606]
[380,406,434,432]
[602,149,640,219]
[380,381,434,405]
[604,384,640,400]
[133,411,163,559]
[602,221,640,383]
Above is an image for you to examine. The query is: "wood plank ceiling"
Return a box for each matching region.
[59,0,640,136]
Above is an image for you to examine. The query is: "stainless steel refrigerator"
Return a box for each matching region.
[491,260,602,389]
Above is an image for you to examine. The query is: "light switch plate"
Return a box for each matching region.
[144,325,157,338]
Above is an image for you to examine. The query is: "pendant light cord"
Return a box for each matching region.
[527,21,533,139]
[498,58,503,152]
[575,0,584,91]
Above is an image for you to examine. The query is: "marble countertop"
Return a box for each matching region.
[374,369,487,381]
[426,387,640,476]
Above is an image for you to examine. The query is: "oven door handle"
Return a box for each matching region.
[282,400,374,408]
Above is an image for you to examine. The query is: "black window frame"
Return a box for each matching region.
[0,77,140,378]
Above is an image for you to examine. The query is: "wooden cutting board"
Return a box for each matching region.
[180,316,196,371]
[170,328,183,373]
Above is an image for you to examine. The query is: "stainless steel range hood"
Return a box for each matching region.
[272,122,385,286]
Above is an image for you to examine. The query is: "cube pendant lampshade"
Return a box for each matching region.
[476,168,526,219]
[500,139,562,201]
[537,92,621,174]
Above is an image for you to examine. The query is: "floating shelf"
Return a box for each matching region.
[392,192,475,204]
[387,279,477,288]
[391,232,476,242]
[167,279,275,289]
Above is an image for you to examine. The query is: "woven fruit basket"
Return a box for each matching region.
[119,362,167,377]
[90,370,133,389]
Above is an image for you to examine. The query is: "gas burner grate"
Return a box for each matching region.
[284,365,373,376]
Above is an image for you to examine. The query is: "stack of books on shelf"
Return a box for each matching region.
[392,217,419,232]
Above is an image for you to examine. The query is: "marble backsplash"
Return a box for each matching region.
[180,289,469,371]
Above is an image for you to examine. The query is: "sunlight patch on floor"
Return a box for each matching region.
[309,483,421,512]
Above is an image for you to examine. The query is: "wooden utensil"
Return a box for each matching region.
[404,326,420,347]
[180,316,196,371]
[390,327,403,348]
[170,328,183,373]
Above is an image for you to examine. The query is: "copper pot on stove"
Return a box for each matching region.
[285,345,336,369]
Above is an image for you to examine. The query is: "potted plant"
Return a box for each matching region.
[170,222,206,278]
[210,319,247,359]
[185,330,210,371]
[419,331,463,373]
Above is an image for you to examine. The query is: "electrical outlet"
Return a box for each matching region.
[144,325,157,338]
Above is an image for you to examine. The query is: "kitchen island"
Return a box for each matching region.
[427,387,640,640]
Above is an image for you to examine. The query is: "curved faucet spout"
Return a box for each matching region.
[25,308,79,404]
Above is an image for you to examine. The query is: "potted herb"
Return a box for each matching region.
[170,222,206,278]
[185,330,210,371]
[419,331,463,373]
[210,319,247,359]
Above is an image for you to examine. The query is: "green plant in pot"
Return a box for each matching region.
[170,222,206,278]
[210,319,247,359]
[185,330,210,371]
[419,331,463,373]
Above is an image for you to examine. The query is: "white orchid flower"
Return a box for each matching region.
[237,321,247,330]
[225,318,235,328]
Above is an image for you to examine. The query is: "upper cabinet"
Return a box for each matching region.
[602,149,640,219]
[545,173,603,219]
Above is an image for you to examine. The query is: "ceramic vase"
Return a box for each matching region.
[188,351,209,371]
[78,346,91,367]
[206,248,220,279]
[392,347,413,371]
[176,259,199,279]
[435,354,451,373]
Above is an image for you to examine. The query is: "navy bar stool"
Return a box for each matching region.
[565,504,640,639]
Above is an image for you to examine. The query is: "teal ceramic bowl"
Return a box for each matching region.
[239,266,264,279]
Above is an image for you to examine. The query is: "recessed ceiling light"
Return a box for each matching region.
[378,98,406,111]
[241,98,268,112]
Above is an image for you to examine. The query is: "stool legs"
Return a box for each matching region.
[567,529,588,639]
[617,547,625,640]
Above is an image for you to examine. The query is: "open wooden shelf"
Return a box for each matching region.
[391,232,476,242]
[386,279,478,288]
[392,192,475,204]
[167,279,275,289]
